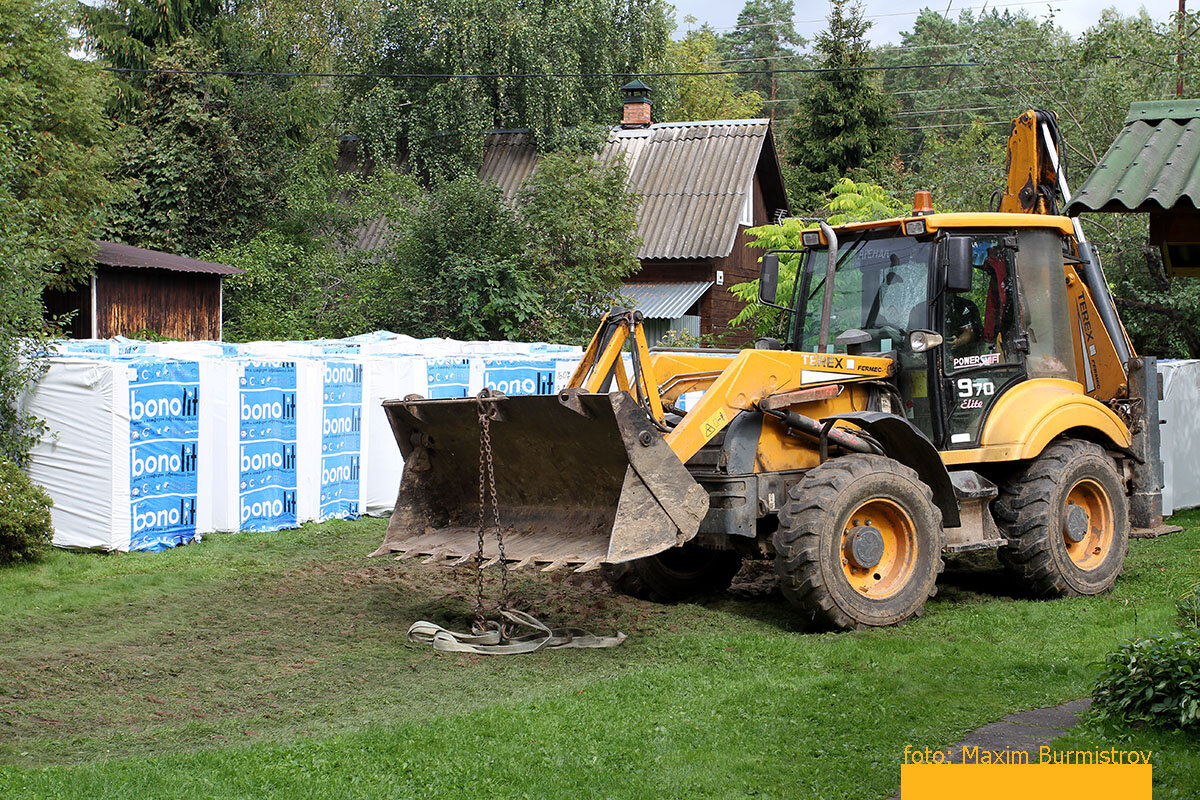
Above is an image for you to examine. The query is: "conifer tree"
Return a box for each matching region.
[784,0,895,209]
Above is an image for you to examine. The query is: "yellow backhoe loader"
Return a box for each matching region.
[374,110,1164,630]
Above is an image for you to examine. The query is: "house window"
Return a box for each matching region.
[644,315,701,347]
[739,177,754,227]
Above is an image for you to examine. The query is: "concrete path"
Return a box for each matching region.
[884,699,1092,799]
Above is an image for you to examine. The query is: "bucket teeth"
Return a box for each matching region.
[386,546,596,572]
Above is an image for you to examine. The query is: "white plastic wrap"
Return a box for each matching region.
[1158,360,1200,516]
[22,333,597,551]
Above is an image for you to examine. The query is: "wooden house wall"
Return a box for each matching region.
[710,177,770,344]
[96,268,222,341]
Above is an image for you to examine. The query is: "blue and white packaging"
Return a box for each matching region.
[237,361,299,532]
[127,359,201,551]
[362,357,426,516]
[24,332,602,552]
[319,359,364,521]
[483,358,558,396]
[426,356,480,398]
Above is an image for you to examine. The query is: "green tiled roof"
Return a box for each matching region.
[1067,100,1200,214]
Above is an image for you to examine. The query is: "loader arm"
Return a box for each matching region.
[1000,109,1135,398]
[566,310,895,465]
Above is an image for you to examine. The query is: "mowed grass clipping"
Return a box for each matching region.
[0,513,1197,799]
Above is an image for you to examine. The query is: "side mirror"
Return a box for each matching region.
[758,252,780,305]
[945,237,973,293]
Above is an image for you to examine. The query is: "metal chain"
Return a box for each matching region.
[480,405,510,608]
[473,392,511,632]
[473,399,488,629]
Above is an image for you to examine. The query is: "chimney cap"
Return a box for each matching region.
[621,79,652,104]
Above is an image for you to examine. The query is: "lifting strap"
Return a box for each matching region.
[407,609,626,655]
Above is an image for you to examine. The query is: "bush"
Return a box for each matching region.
[0,458,54,564]
[1091,632,1200,729]
[1180,586,1200,632]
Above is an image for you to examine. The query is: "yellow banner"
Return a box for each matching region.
[901,763,1152,799]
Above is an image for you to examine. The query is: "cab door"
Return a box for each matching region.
[936,233,1026,449]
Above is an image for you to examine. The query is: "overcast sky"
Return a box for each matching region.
[670,0,1177,45]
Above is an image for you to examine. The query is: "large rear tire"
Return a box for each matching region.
[773,454,943,630]
[603,540,742,603]
[996,439,1129,597]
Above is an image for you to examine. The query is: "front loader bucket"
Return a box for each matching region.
[372,391,709,571]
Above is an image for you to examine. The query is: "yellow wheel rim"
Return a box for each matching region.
[1063,478,1115,571]
[840,498,917,599]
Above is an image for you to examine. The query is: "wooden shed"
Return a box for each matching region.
[45,241,241,341]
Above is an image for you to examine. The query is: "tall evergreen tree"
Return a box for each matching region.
[783,0,895,209]
[79,0,226,114]
[721,0,806,119]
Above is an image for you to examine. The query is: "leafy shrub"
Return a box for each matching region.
[0,458,54,564]
[1091,633,1200,729]
[1179,586,1200,632]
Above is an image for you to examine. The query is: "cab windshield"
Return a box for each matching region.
[791,233,932,353]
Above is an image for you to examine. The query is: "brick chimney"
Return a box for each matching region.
[621,79,652,129]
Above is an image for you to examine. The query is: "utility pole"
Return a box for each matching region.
[1179,0,1187,98]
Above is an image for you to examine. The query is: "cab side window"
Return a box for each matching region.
[946,237,1021,372]
[942,235,1023,447]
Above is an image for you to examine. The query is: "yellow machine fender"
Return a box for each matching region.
[973,379,1131,461]
[823,411,961,527]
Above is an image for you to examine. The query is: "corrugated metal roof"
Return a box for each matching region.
[480,119,778,260]
[480,129,540,202]
[353,215,392,252]
[1068,100,1200,214]
[94,241,241,276]
[620,281,712,319]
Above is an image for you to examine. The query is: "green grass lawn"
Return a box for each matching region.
[1,513,1197,798]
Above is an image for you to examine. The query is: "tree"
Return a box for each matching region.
[657,29,763,122]
[355,0,674,182]
[79,0,226,114]
[98,38,327,256]
[213,141,419,342]
[1,0,116,462]
[784,0,896,210]
[369,174,536,340]
[728,179,905,337]
[362,147,640,343]
[517,149,642,340]
[721,0,807,119]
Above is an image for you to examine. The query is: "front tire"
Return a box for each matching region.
[774,454,943,630]
[603,540,742,603]
[996,439,1129,597]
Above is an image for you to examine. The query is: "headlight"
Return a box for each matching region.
[904,219,927,236]
[909,330,944,353]
[801,230,822,247]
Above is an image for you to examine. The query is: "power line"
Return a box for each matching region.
[715,36,1045,63]
[102,61,985,81]
[902,119,1013,130]
[702,0,1075,32]
[100,52,1159,82]
[896,105,1001,115]
[890,78,1089,95]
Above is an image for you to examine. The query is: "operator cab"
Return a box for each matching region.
[760,202,1079,453]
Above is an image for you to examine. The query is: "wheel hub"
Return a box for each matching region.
[844,526,886,569]
[1062,503,1089,543]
